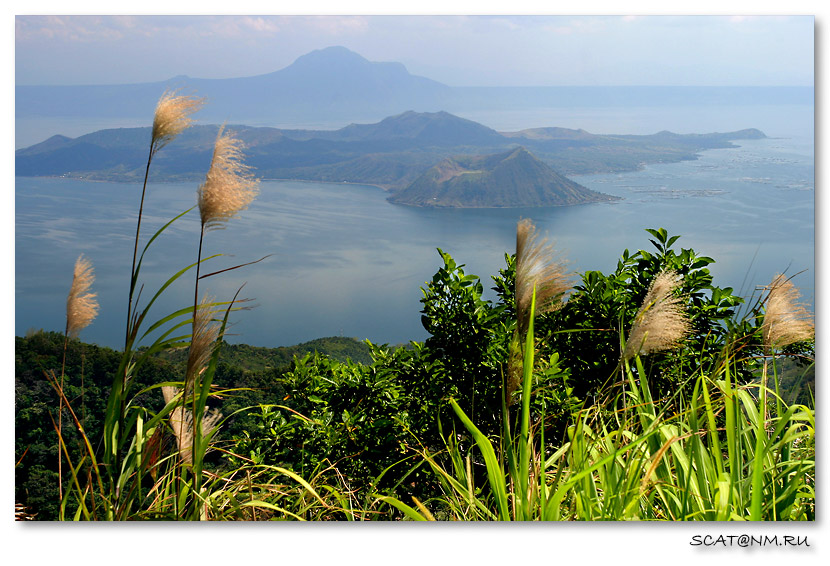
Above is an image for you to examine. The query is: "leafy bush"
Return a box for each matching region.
[228,350,414,499]
[537,229,742,401]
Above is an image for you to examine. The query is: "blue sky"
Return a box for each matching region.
[15,14,814,87]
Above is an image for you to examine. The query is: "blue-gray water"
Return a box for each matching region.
[15,103,814,350]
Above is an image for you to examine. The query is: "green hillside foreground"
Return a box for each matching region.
[151,335,374,370]
[15,231,815,521]
[14,330,373,520]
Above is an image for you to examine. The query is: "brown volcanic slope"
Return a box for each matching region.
[388,146,618,208]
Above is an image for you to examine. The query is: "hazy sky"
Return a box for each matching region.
[15,14,814,87]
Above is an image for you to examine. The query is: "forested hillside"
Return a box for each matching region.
[14,331,372,519]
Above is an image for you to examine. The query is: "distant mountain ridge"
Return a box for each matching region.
[16,46,812,134]
[389,147,617,208]
[14,110,511,184]
[16,109,768,207]
[16,46,450,124]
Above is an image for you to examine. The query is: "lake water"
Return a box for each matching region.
[14,104,815,350]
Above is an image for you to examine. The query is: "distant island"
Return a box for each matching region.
[390,146,617,208]
[15,44,793,207]
[15,109,767,208]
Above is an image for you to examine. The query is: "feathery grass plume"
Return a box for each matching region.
[151,90,205,155]
[168,401,222,466]
[514,218,572,335]
[185,296,220,396]
[168,404,194,465]
[507,219,572,400]
[162,386,222,466]
[128,90,203,344]
[761,273,814,351]
[61,254,99,507]
[66,254,99,338]
[622,270,690,361]
[161,384,179,406]
[506,341,524,403]
[197,125,259,231]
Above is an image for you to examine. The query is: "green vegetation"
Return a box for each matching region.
[153,336,373,371]
[14,331,371,519]
[14,90,813,521]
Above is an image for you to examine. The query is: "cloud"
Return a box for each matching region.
[16,15,131,42]
[16,15,371,44]
[542,16,610,35]
[487,17,522,31]
[239,16,282,34]
[304,16,370,35]
[188,16,293,39]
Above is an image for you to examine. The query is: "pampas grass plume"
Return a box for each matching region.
[151,90,204,154]
[623,270,690,361]
[66,254,99,338]
[506,219,572,400]
[198,125,259,231]
[185,296,220,396]
[515,218,572,334]
[161,385,222,466]
[762,274,814,351]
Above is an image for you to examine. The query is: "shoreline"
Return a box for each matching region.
[15,137,781,209]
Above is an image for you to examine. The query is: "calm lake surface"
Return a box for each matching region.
[15,104,815,350]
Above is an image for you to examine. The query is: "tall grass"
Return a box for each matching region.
[382,317,813,521]
[379,223,814,521]
[46,91,312,520]
[55,254,99,505]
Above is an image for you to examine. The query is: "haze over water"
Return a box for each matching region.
[15,100,814,350]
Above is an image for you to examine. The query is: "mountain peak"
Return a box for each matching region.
[15,134,74,156]
[280,45,414,81]
[390,147,618,208]
[334,110,504,145]
[506,146,533,158]
[289,46,370,68]
[17,46,450,125]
